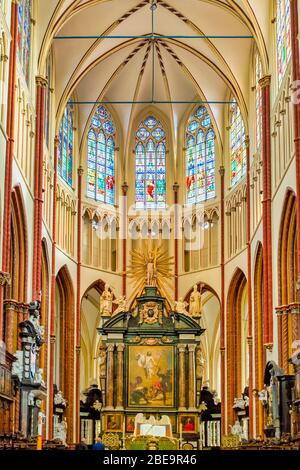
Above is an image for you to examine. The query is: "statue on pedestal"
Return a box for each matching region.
[189,284,203,317]
[100,284,113,316]
[174,298,189,316]
[55,418,67,445]
[113,296,128,315]
[229,420,243,441]
[146,254,157,287]
[98,346,107,378]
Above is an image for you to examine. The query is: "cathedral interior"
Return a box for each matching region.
[1,0,300,452]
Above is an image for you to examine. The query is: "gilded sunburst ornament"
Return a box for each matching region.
[127,243,174,302]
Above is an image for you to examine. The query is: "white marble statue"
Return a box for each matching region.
[189,284,203,317]
[54,390,67,407]
[56,418,67,445]
[100,283,113,316]
[229,420,243,440]
[12,350,23,381]
[174,298,189,315]
[34,368,45,387]
[258,388,268,406]
[113,296,128,315]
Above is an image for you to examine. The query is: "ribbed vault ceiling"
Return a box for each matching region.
[38,0,269,150]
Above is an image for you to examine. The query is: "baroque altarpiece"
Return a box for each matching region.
[97,285,205,448]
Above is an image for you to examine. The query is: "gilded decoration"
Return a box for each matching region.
[139,302,163,325]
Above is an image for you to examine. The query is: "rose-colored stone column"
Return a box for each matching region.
[259,75,273,347]
[32,76,47,300]
[219,166,226,435]
[75,166,83,441]
[48,136,59,438]
[0,0,19,338]
[246,136,254,437]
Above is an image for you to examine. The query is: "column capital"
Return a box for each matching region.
[188,344,196,353]
[173,182,180,193]
[259,75,271,88]
[122,182,129,195]
[178,344,187,353]
[245,135,250,148]
[0,271,11,287]
[35,75,48,88]
[117,343,125,353]
[50,335,56,344]
[219,166,225,177]
[107,343,115,352]
[54,136,60,147]
[78,166,84,177]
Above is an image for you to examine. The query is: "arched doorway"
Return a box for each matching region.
[40,241,49,386]
[80,280,106,394]
[277,190,297,373]
[55,266,75,443]
[226,269,248,430]
[254,243,264,438]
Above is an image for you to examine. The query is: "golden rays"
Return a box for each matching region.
[127,242,174,304]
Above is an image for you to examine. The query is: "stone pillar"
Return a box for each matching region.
[4,300,17,354]
[106,344,115,410]
[188,344,196,410]
[48,136,59,438]
[246,136,254,437]
[121,183,128,296]
[173,182,179,299]
[0,0,19,337]
[76,166,84,442]
[289,0,300,292]
[116,343,125,409]
[178,344,186,410]
[259,75,273,347]
[32,75,47,300]
[219,166,226,435]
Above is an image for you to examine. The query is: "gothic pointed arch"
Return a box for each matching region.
[277,189,297,373]
[5,185,28,304]
[55,265,75,443]
[185,105,216,204]
[226,268,247,429]
[253,242,264,437]
[135,115,167,210]
[87,105,116,205]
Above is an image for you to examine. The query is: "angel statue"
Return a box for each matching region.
[100,283,113,316]
[113,296,128,315]
[174,298,189,316]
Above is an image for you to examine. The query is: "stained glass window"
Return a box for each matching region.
[17,0,32,84]
[135,116,166,209]
[230,98,246,186]
[87,106,115,205]
[276,0,291,84]
[185,106,216,205]
[255,52,262,151]
[58,102,73,186]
